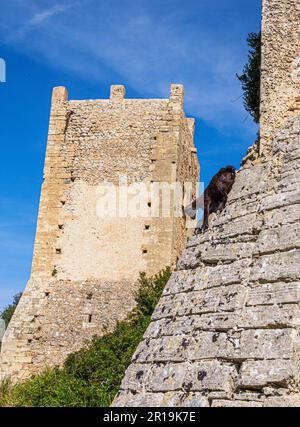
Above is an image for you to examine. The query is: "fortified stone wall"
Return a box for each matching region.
[114,115,300,407]
[114,0,300,407]
[260,0,300,154]
[0,84,199,381]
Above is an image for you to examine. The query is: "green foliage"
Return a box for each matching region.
[0,268,171,407]
[237,32,261,123]
[0,370,95,407]
[134,268,171,317]
[0,292,22,327]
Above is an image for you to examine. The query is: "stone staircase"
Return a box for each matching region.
[113,116,300,407]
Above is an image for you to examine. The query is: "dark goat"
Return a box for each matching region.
[185,166,236,233]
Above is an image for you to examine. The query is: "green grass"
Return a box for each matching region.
[0,268,171,407]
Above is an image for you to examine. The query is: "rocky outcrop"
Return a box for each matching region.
[113,116,300,407]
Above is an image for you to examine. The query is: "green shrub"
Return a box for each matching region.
[0,268,171,407]
[1,292,22,327]
[237,32,261,124]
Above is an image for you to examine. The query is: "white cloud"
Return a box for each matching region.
[8,1,83,40]
[28,4,71,26]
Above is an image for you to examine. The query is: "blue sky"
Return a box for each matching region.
[0,0,261,311]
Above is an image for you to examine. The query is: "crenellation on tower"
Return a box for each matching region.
[109,84,126,101]
[169,84,184,110]
[51,86,69,102]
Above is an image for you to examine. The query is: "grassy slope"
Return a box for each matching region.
[0,268,171,407]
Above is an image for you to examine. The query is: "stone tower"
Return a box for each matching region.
[260,0,300,154]
[114,0,300,407]
[0,84,199,381]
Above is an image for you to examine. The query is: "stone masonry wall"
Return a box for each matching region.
[113,115,300,408]
[260,0,300,155]
[114,0,300,407]
[0,84,199,381]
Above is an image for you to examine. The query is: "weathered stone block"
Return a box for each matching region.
[177,284,247,317]
[251,250,300,283]
[261,189,300,211]
[152,294,182,320]
[247,282,300,307]
[163,270,196,295]
[177,245,202,270]
[263,396,300,407]
[201,242,255,264]
[185,361,237,392]
[119,363,152,392]
[214,213,260,238]
[211,399,263,407]
[163,392,209,407]
[113,390,165,407]
[256,223,300,254]
[132,336,189,363]
[227,165,267,200]
[239,329,298,360]
[189,332,236,360]
[239,359,298,389]
[147,363,187,392]
[240,304,300,329]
